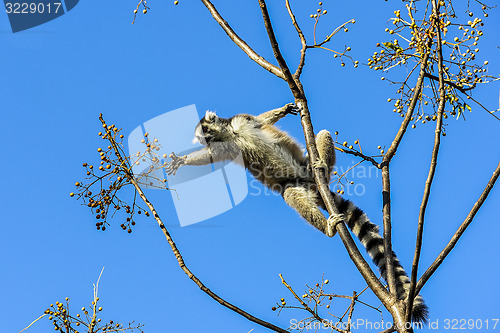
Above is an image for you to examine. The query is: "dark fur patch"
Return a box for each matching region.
[350,207,364,224]
[356,220,373,241]
[372,251,384,266]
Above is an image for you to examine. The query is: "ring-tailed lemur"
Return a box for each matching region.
[166,103,428,323]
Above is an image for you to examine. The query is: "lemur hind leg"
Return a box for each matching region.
[314,130,336,183]
[282,185,336,237]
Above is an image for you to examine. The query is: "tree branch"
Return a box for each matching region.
[199,0,285,80]
[406,0,445,321]
[346,291,357,332]
[381,166,398,295]
[415,160,500,295]
[335,147,381,169]
[99,115,289,333]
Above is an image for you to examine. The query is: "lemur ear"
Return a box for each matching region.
[205,110,217,121]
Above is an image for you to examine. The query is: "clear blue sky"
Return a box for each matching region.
[1,1,499,332]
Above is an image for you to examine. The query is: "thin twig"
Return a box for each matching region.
[335,147,381,168]
[406,0,445,322]
[90,267,105,333]
[415,160,500,295]
[346,291,357,332]
[19,314,47,333]
[285,0,307,78]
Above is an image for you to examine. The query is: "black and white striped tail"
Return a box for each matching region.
[331,191,429,324]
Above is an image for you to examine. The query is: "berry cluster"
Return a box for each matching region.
[370,1,496,129]
[71,115,167,233]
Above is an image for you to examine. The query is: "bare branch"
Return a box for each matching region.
[285,0,307,78]
[464,93,500,121]
[314,19,355,47]
[199,0,285,79]
[415,160,500,295]
[346,291,357,332]
[98,115,289,333]
[406,0,445,322]
[19,314,47,333]
[335,146,381,169]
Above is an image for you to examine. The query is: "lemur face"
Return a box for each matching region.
[192,111,220,145]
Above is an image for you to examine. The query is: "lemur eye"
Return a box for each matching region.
[201,125,210,133]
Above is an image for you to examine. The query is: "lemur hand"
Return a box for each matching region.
[283,103,301,116]
[165,153,187,176]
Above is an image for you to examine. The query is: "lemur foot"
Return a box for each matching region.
[283,103,301,116]
[165,153,187,176]
[326,213,343,237]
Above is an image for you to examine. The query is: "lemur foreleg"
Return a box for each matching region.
[166,142,239,176]
[256,103,300,125]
